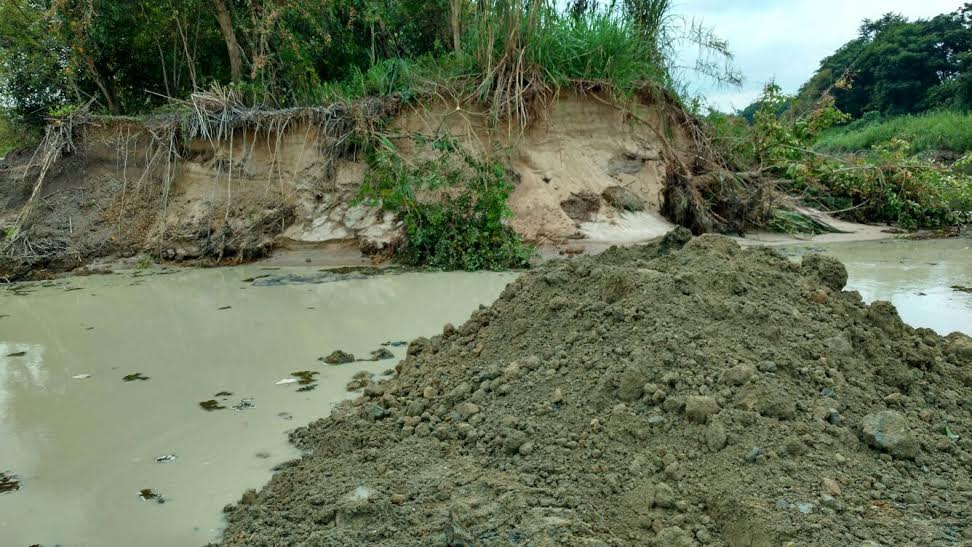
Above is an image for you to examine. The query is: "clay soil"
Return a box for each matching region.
[215,230,972,547]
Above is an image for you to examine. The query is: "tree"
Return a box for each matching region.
[793,7,972,118]
[213,0,242,82]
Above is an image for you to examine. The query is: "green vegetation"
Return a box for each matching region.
[726,5,972,231]
[791,5,972,118]
[361,135,531,271]
[715,84,972,230]
[815,111,972,156]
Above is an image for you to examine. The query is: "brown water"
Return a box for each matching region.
[0,238,969,547]
[0,267,516,547]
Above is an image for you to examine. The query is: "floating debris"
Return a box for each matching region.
[6,351,26,357]
[241,275,271,283]
[320,350,355,365]
[278,412,293,421]
[155,454,178,463]
[0,472,20,494]
[214,391,233,398]
[381,341,408,347]
[369,348,394,361]
[123,373,150,382]
[0,314,9,319]
[72,374,92,380]
[138,488,165,504]
[296,385,317,392]
[952,285,972,294]
[232,398,255,411]
[218,306,232,310]
[63,287,83,292]
[291,371,319,385]
[85,326,95,331]
[199,400,226,411]
[275,378,298,386]
[255,451,271,459]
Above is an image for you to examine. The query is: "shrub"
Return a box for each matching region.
[361,135,532,271]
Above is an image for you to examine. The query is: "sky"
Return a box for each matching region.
[673,0,966,112]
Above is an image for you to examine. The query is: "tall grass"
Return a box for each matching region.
[460,1,669,124]
[317,1,687,126]
[816,111,972,156]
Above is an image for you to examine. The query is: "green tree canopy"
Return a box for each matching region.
[792,4,972,118]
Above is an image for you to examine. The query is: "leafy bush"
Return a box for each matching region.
[361,135,532,271]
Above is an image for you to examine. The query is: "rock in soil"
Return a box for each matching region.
[214,230,972,547]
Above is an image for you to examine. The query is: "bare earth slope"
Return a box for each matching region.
[215,230,972,547]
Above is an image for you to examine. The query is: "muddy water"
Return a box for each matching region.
[782,238,972,336]
[0,268,516,547]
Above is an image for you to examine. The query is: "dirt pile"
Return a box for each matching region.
[215,230,972,546]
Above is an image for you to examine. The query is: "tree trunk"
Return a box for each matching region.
[213,0,242,82]
[450,0,462,54]
[83,55,118,114]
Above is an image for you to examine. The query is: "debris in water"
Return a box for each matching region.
[72,374,92,379]
[199,400,226,411]
[63,287,83,292]
[6,351,26,357]
[275,378,298,385]
[296,385,317,392]
[0,314,9,319]
[320,350,355,365]
[255,451,271,459]
[232,398,255,411]
[0,472,20,494]
[291,371,319,385]
[278,412,293,421]
[218,305,232,310]
[123,373,150,382]
[155,455,178,463]
[952,285,972,294]
[242,275,271,283]
[381,341,408,347]
[138,488,165,504]
[369,348,394,361]
[214,391,233,397]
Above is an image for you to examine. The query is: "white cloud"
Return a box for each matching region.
[673,0,965,111]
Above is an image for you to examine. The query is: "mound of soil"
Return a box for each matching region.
[225,231,970,545]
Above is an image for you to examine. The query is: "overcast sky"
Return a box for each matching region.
[673,0,966,112]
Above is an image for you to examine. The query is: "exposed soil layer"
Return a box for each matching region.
[215,230,972,546]
[0,93,699,279]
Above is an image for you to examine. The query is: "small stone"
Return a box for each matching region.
[860,410,919,460]
[423,387,437,399]
[705,423,728,451]
[390,494,406,505]
[653,482,676,508]
[822,478,841,496]
[550,388,564,404]
[721,364,756,386]
[456,402,481,420]
[518,442,535,456]
[655,526,695,547]
[685,396,720,423]
[795,501,815,514]
[321,350,355,365]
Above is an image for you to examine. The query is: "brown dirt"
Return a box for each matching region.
[214,230,972,546]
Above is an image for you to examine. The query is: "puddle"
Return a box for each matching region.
[0,267,516,547]
[781,238,972,335]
